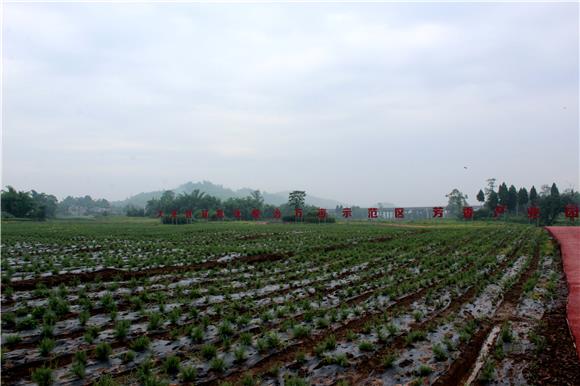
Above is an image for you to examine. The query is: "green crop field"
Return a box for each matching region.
[0,218,571,385]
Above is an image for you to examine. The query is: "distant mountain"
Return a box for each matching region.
[112,181,345,209]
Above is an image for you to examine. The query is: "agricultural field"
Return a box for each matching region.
[1,218,579,385]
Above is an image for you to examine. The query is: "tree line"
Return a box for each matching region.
[474,179,579,225]
[1,186,112,220]
[143,189,335,223]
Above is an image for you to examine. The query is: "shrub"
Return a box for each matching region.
[180,366,197,382]
[201,344,217,359]
[382,353,397,368]
[39,337,55,357]
[95,342,112,361]
[234,347,246,363]
[240,332,252,346]
[500,323,513,343]
[114,320,130,340]
[210,357,226,372]
[479,359,495,382]
[358,341,375,352]
[123,350,136,363]
[148,312,163,331]
[5,334,21,346]
[433,343,447,361]
[163,355,181,374]
[131,336,151,351]
[32,366,53,386]
[190,326,204,343]
[416,364,432,376]
[71,361,86,379]
[292,325,310,339]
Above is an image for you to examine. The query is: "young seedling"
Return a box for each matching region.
[163,355,181,374]
[31,366,53,386]
[180,366,197,382]
[95,342,112,362]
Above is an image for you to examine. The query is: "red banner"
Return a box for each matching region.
[395,208,404,219]
[565,204,579,219]
[273,208,282,219]
[295,208,303,218]
[342,208,352,218]
[463,207,473,219]
[251,208,261,220]
[171,210,177,218]
[201,209,209,219]
[494,205,506,218]
[234,209,242,219]
[527,206,540,219]
[318,208,327,220]
[158,210,164,218]
[185,210,192,219]
[433,207,444,218]
[368,207,378,219]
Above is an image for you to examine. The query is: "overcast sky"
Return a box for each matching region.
[3,2,578,206]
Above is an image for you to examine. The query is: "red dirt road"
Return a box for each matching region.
[546,226,580,360]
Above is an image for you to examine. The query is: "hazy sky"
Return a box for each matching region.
[3,2,579,206]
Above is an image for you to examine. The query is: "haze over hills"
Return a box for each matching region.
[112,181,394,209]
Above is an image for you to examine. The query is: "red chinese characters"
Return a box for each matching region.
[273,208,282,219]
[433,207,444,218]
[171,210,177,218]
[185,210,193,219]
[565,204,579,219]
[216,209,225,219]
[342,207,352,218]
[395,208,404,219]
[234,209,242,219]
[463,207,473,219]
[201,209,209,219]
[494,205,506,218]
[527,206,540,219]
[295,208,303,219]
[318,208,327,220]
[368,207,378,219]
[251,208,261,220]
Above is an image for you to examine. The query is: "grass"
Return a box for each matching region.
[39,338,55,357]
[382,353,397,368]
[31,366,53,386]
[95,342,112,362]
[180,366,197,382]
[163,355,181,374]
[131,336,151,351]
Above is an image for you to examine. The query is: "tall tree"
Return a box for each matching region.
[487,191,499,211]
[288,191,306,209]
[498,183,509,207]
[529,186,538,205]
[446,188,468,217]
[507,185,518,213]
[476,190,485,205]
[517,188,529,215]
[539,183,562,225]
[485,178,497,198]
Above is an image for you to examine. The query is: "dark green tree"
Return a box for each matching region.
[487,191,499,211]
[529,186,538,205]
[476,190,485,205]
[538,183,562,225]
[507,185,518,213]
[498,183,509,207]
[517,188,529,215]
[288,191,306,209]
